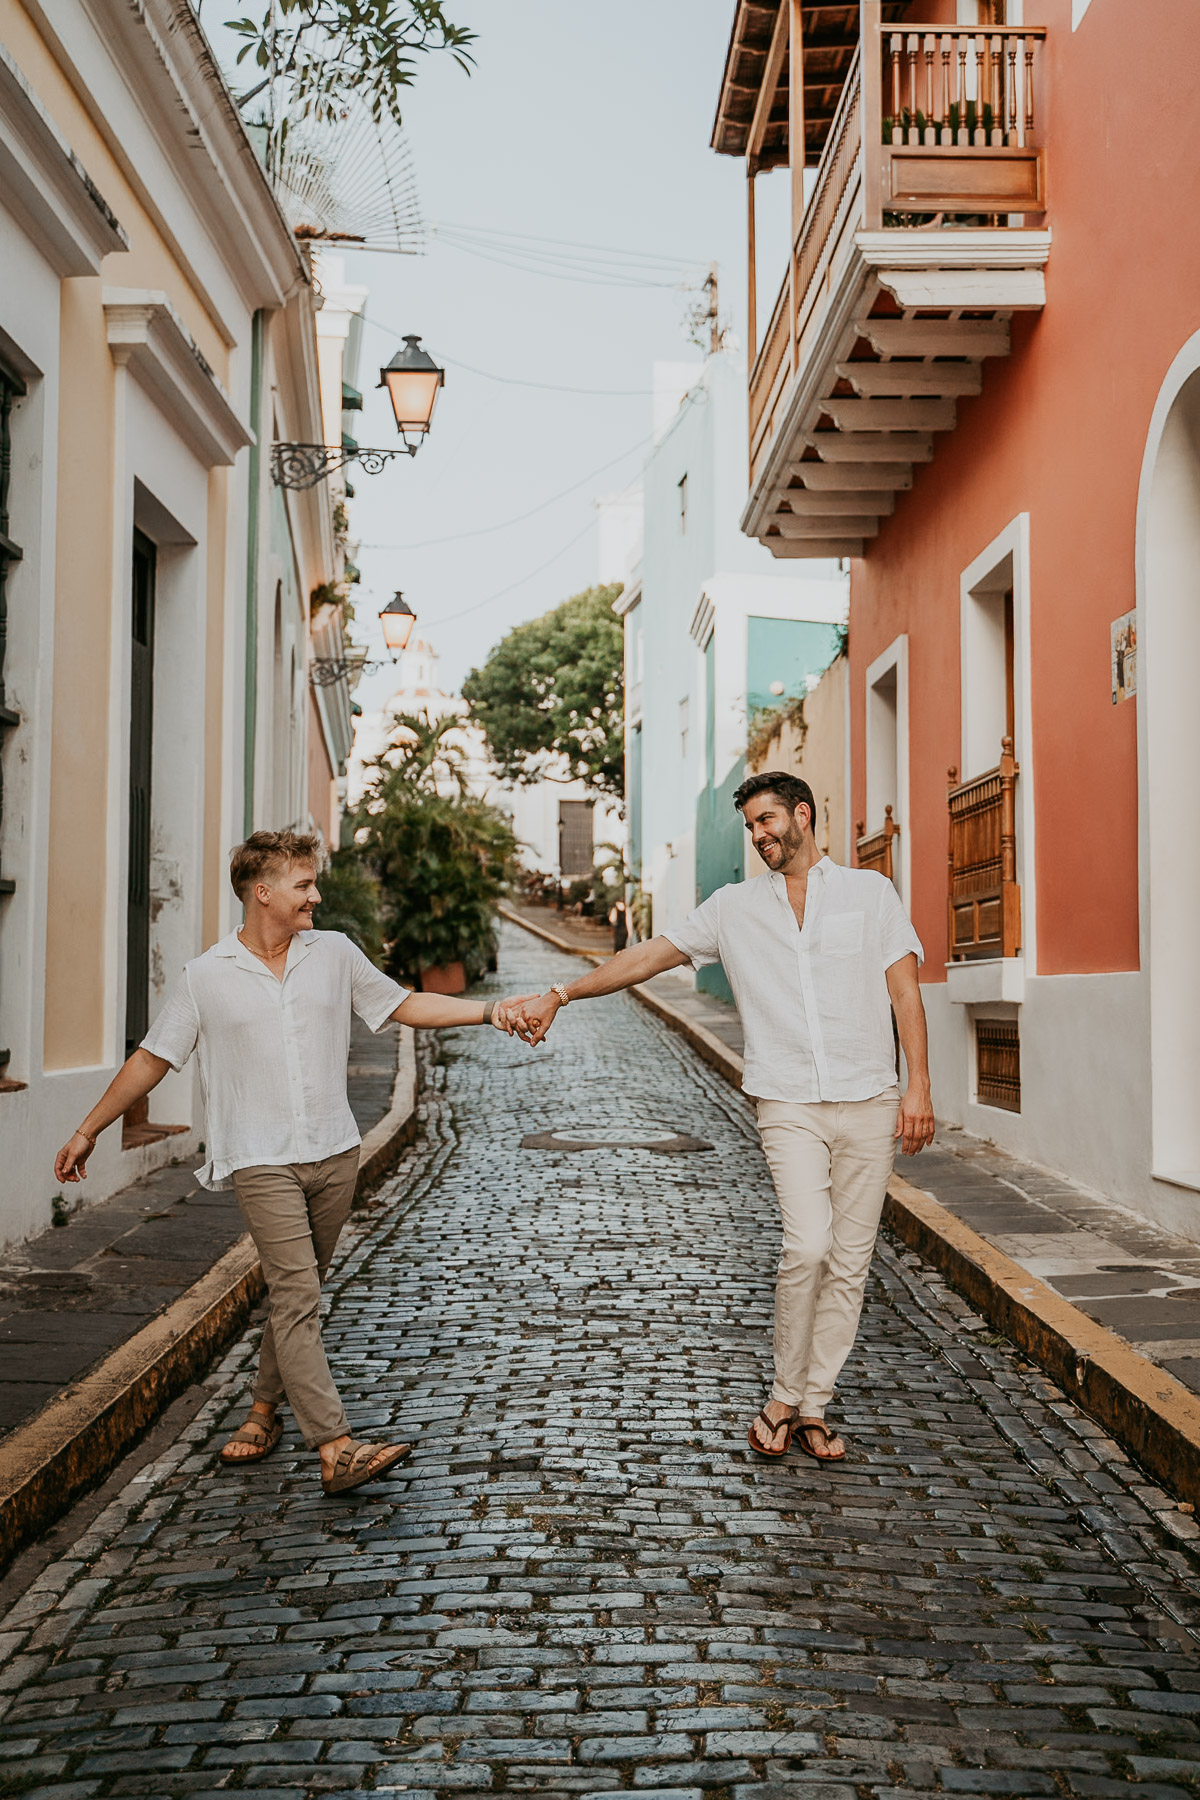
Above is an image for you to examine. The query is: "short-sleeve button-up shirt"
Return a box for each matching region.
[141,929,409,1190]
[663,859,923,1103]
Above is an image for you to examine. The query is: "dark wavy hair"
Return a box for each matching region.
[732,770,816,831]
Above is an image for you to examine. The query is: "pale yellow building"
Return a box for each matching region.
[0,0,354,1245]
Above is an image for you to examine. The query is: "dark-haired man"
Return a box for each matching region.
[515,773,933,1464]
[55,830,535,1496]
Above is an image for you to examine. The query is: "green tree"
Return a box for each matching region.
[462,585,625,800]
[223,0,474,127]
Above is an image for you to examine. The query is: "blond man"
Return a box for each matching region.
[56,830,528,1496]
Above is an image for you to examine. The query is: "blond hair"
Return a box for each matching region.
[229,830,324,903]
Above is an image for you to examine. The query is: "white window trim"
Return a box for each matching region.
[959,513,1036,974]
[864,633,910,903]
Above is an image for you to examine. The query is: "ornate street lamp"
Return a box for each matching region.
[378,336,445,452]
[379,592,417,654]
[309,593,417,688]
[272,336,444,489]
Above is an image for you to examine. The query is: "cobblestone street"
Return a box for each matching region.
[4,924,1200,1800]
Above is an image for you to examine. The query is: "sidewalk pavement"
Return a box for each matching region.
[0,1015,416,1570]
[502,899,1200,1504]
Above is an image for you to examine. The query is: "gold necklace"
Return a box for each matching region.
[239,930,289,964]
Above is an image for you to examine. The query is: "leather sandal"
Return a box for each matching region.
[747,1404,799,1457]
[321,1439,413,1496]
[219,1416,283,1465]
[795,1419,846,1464]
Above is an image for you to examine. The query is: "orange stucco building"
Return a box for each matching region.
[714,0,1200,1235]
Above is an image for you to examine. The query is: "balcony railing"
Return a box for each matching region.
[947,737,1021,961]
[873,23,1047,220]
[747,17,1047,491]
[856,804,898,883]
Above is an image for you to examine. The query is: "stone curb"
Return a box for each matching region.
[499,902,1200,1506]
[0,1028,419,1575]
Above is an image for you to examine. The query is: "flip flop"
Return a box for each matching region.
[322,1439,413,1496]
[746,1405,799,1457]
[219,1417,283,1465]
[794,1419,846,1464]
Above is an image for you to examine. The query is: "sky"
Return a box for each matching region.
[204,1,791,706]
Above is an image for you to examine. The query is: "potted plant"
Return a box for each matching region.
[353,714,518,992]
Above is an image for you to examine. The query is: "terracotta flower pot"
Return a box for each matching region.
[420,961,466,995]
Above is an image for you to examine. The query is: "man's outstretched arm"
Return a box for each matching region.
[885,952,935,1155]
[392,993,535,1031]
[516,936,691,1044]
[54,1048,173,1183]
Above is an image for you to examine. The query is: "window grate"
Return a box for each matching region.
[0,356,26,1079]
[976,1017,1020,1112]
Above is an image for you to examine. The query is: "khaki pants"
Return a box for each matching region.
[755,1087,900,1415]
[231,1147,359,1448]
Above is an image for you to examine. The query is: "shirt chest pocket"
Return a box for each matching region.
[821,910,865,956]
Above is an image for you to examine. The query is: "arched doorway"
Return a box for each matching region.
[1143,354,1200,1185]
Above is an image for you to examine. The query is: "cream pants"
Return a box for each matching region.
[756,1086,900,1415]
[232,1147,359,1448]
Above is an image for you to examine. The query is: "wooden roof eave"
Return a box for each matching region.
[711,0,907,168]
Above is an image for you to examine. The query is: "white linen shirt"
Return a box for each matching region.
[141,929,409,1190]
[664,858,923,1103]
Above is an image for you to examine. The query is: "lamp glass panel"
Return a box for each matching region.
[380,609,416,651]
[384,369,441,432]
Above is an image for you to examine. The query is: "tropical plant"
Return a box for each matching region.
[462,585,625,800]
[354,717,519,985]
[221,0,475,128]
[312,847,383,960]
[376,711,470,795]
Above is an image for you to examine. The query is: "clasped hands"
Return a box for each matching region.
[493,990,561,1046]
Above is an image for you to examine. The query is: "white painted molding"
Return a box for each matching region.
[104,289,253,468]
[612,581,642,617]
[856,229,1052,270]
[864,633,910,904]
[946,957,1026,1006]
[959,513,1037,975]
[1072,0,1095,28]
[0,43,128,276]
[689,591,716,650]
[876,269,1046,311]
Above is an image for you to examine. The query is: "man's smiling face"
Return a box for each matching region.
[262,860,321,932]
[741,792,811,871]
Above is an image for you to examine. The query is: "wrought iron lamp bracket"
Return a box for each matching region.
[308,655,386,689]
[271,442,418,490]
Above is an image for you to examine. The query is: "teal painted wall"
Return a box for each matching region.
[746,615,842,716]
[694,639,742,1005]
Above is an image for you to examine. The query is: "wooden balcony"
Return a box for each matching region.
[856,804,898,882]
[717,2,1051,557]
[947,736,1021,961]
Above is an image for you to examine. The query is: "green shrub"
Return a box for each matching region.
[313,848,384,961]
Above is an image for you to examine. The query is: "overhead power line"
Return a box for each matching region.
[429,516,599,629]
[361,314,655,396]
[429,220,708,290]
[360,427,650,552]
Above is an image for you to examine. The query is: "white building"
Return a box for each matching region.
[0,0,346,1245]
[619,353,847,999]
[349,634,623,883]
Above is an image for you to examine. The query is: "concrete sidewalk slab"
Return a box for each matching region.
[501,899,1200,1508]
[0,1017,417,1573]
